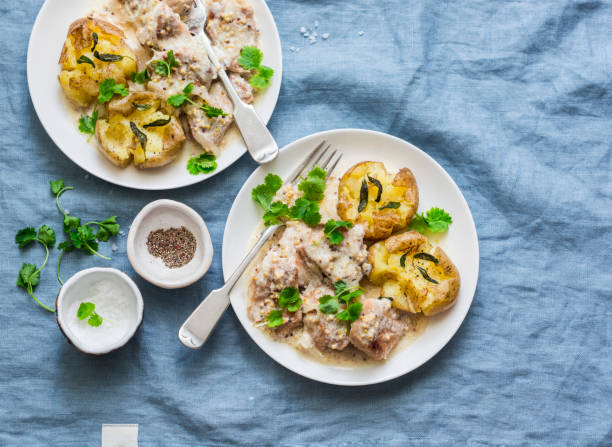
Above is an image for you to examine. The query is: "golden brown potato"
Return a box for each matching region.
[58,17,137,107]
[95,92,185,168]
[337,162,419,240]
[369,231,460,316]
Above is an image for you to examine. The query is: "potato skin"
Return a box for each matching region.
[95,92,185,169]
[58,17,137,108]
[369,231,460,316]
[337,162,419,240]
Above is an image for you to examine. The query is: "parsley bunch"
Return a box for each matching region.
[51,179,119,284]
[409,207,453,234]
[167,83,227,118]
[238,46,274,89]
[266,287,302,328]
[318,281,363,331]
[15,226,57,312]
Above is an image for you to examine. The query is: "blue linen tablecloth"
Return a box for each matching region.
[1,0,611,445]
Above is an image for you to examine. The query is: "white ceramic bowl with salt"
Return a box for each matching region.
[56,268,144,355]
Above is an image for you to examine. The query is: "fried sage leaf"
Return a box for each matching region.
[77,55,95,68]
[379,201,400,210]
[129,122,147,150]
[367,176,383,202]
[143,117,171,128]
[91,32,98,52]
[358,179,368,212]
[415,265,439,284]
[413,252,439,264]
[132,102,152,111]
[94,51,125,62]
[400,252,408,268]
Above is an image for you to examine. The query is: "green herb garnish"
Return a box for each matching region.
[238,46,274,89]
[323,219,353,245]
[131,69,151,84]
[132,102,152,111]
[186,153,217,175]
[77,55,95,68]
[379,201,400,210]
[15,225,56,312]
[266,310,284,328]
[143,117,171,128]
[358,179,368,212]
[167,83,227,118]
[278,286,302,312]
[78,105,98,136]
[318,281,363,330]
[152,50,179,77]
[413,252,439,264]
[129,122,147,150]
[409,207,453,234]
[91,32,98,52]
[252,173,283,210]
[77,302,104,327]
[93,51,127,62]
[367,176,383,202]
[97,78,129,104]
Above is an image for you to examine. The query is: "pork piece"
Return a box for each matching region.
[349,299,407,360]
[184,82,234,154]
[229,72,254,103]
[206,0,258,72]
[300,223,372,287]
[302,285,350,351]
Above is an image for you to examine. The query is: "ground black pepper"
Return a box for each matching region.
[146,226,196,268]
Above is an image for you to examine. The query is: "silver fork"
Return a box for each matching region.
[187,0,278,164]
[178,141,342,349]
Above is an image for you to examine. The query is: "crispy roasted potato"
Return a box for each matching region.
[337,162,419,240]
[58,17,137,107]
[95,92,185,168]
[369,231,460,316]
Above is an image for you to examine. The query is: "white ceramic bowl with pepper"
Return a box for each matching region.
[127,199,213,289]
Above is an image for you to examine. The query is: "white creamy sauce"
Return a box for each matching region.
[66,279,135,351]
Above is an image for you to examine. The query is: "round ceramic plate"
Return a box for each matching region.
[222,129,479,386]
[27,0,282,190]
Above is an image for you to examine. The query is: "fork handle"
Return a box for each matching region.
[178,225,280,349]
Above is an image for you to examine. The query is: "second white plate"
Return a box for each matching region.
[222,129,479,386]
[27,0,282,190]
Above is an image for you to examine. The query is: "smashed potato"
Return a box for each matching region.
[337,162,419,240]
[58,18,137,107]
[95,92,185,168]
[369,231,460,316]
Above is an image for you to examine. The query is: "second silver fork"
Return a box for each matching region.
[178,141,342,349]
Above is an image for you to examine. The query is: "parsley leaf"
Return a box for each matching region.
[263,201,290,225]
[288,197,321,227]
[298,166,326,202]
[238,46,263,70]
[15,227,37,247]
[266,310,284,327]
[167,83,227,117]
[318,281,363,326]
[187,153,217,175]
[17,263,40,289]
[250,70,273,89]
[37,225,56,248]
[252,173,283,210]
[88,216,119,242]
[318,295,339,314]
[49,180,65,195]
[77,302,104,327]
[409,207,453,234]
[97,79,129,104]
[323,219,353,245]
[336,302,363,323]
[78,106,98,135]
[278,287,302,312]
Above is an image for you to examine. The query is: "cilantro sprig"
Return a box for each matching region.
[78,106,98,136]
[409,207,453,234]
[238,46,274,89]
[131,50,179,84]
[167,83,227,118]
[77,302,104,327]
[318,281,363,331]
[15,225,56,312]
[97,78,129,104]
[187,153,217,175]
[265,286,302,328]
[323,219,353,245]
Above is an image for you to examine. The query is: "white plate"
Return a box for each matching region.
[27,0,282,190]
[222,129,479,386]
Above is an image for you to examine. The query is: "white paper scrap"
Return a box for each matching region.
[101,424,139,447]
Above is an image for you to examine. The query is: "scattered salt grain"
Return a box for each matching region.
[303,31,309,37]
[65,209,70,215]
[358,30,364,36]
[322,33,329,39]
[112,243,118,252]
[84,174,89,180]
[119,230,125,236]
[314,20,319,28]
[300,26,306,33]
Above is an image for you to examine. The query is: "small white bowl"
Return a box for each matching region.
[56,268,144,355]
[127,199,213,289]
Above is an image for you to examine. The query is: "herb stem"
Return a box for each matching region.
[27,239,55,312]
[55,186,73,217]
[27,283,55,313]
[57,249,65,285]
[85,242,111,260]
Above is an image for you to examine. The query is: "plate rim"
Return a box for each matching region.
[222,128,480,386]
[26,0,283,191]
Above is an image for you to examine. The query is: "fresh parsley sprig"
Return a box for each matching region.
[131,50,179,84]
[77,302,104,327]
[323,219,353,245]
[15,226,56,312]
[318,281,363,331]
[78,106,98,136]
[409,207,453,234]
[187,153,217,175]
[167,83,227,118]
[265,286,302,328]
[97,78,129,104]
[238,46,274,89]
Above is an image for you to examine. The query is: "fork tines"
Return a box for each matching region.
[289,140,343,184]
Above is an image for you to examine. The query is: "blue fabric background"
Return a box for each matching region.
[1,0,611,445]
